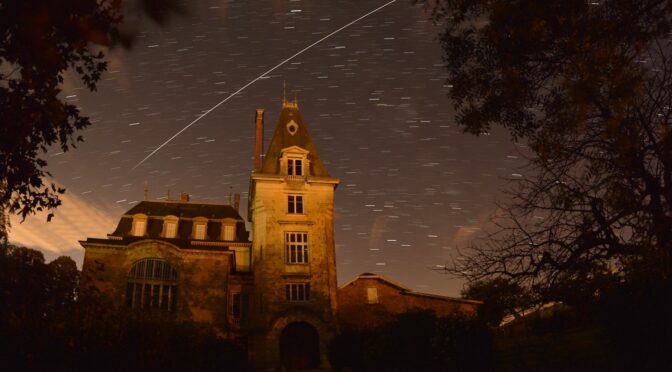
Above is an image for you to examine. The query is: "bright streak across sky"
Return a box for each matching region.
[9,0,523,297]
[131,0,397,170]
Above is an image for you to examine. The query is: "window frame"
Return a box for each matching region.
[285,232,309,264]
[287,158,303,176]
[163,215,179,238]
[192,217,208,240]
[126,258,178,312]
[367,286,379,304]
[223,224,235,241]
[287,194,304,214]
[131,214,148,237]
[231,292,249,320]
[220,218,237,241]
[285,282,310,302]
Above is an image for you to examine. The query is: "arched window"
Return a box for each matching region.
[126,258,178,312]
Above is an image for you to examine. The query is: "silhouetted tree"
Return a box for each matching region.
[46,256,79,322]
[0,244,246,370]
[0,0,183,221]
[462,278,531,327]
[423,0,672,303]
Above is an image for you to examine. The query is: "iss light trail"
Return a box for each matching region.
[131,0,398,170]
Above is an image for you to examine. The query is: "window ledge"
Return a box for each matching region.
[286,175,306,182]
[278,220,314,225]
[283,267,311,276]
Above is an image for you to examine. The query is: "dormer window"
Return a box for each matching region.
[131,214,148,237]
[280,146,310,178]
[192,217,208,240]
[288,158,303,176]
[221,218,236,241]
[163,216,179,238]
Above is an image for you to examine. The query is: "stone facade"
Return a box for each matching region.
[80,99,339,370]
[80,99,479,370]
[247,99,340,369]
[82,239,234,323]
[338,273,481,330]
[79,198,251,330]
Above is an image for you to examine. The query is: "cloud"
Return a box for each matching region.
[8,188,118,265]
[450,206,503,248]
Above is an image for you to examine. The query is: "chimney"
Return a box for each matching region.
[180,192,190,202]
[254,108,264,171]
[233,193,240,212]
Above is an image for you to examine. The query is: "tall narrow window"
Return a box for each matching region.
[288,195,304,214]
[165,222,177,238]
[231,293,249,319]
[132,219,146,237]
[164,216,178,238]
[285,283,310,301]
[193,223,207,240]
[285,232,309,264]
[287,158,303,176]
[126,258,178,312]
[367,287,379,304]
[223,224,235,241]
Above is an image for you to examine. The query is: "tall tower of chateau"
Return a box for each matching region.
[248,97,340,369]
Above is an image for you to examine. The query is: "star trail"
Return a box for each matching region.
[132,0,397,170]
[9,0,523,297]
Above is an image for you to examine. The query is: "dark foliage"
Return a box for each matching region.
[0,245,246,371]
[0,0,183,221]
[462,278,531,327]
[423,0,672,303]
[493,278,672,371]
[596,276,672,371]
[74,320,247,372]
[329,310,494,372]
[0,0,121,221]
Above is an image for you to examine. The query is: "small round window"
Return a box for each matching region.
[286,120,298,136]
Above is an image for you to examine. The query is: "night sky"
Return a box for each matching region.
[9,0,523,297]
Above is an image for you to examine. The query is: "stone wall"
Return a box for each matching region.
[80,240,233,326]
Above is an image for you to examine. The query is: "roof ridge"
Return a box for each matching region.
[143,199,236,207]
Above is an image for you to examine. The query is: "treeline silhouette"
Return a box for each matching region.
[0,245,246,371]
[3,244,670,371]
[329,311,494,372]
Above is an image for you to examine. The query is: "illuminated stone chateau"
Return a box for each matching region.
[80,98,477,370]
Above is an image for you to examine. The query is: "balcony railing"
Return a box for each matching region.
[286,175,306,182]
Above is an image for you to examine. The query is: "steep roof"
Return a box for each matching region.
[110,200,248,241]
[124,200,242,220]
[260,102,329,177]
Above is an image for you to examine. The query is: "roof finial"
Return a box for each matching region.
[282,82,298,109]
[143,181,148,200]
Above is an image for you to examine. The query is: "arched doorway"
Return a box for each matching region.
[279,321,320,370]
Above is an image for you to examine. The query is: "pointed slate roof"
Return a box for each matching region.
[260,101,329,177]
